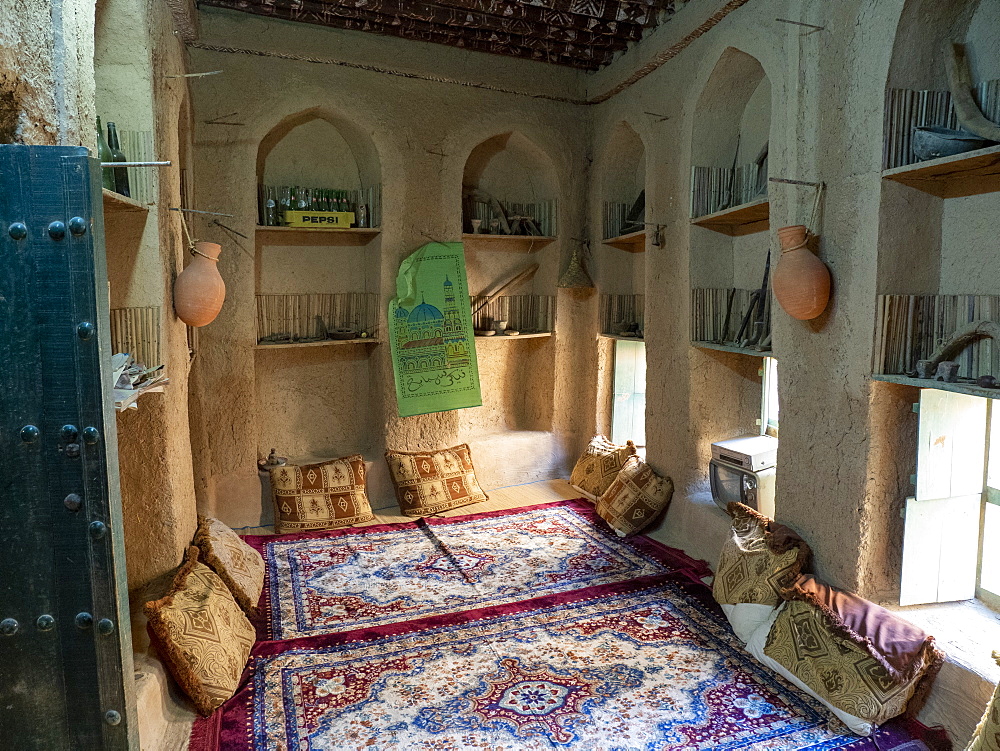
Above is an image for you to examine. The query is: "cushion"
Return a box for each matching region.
[385,443,488,516]
[268,455,375,534]
[193,515,265,616]
[595,456,673,536]
[712,502,811,643]
[762,575,943,731]
[746,604,875,736]
[143,547,255,716]
[569,436,637,498]
[968,652,1000,751]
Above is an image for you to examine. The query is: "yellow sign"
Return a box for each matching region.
[284,211,355,228]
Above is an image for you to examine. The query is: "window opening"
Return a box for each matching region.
[611,339,646,454]
[760,356,778,437]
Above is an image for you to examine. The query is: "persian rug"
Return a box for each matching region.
[243,500,709,640]
[192,500,948,751]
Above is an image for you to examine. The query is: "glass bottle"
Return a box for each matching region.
[106,122,130,197]
[296,187,308,210]
[279,186,291,224]
[264,186,278,226]
[96,117,115,191]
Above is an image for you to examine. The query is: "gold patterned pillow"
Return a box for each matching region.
[968,652,1000,751]
[269,455,375,534]
[713,502,810,607]
[385,444,488,516]
[595,456,674,536]
[144,547,255,716]
[570,436,637,498]
[763,598,941,726]
[193,515,265,616]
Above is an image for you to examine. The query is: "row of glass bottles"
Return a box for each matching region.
[258,185,370,228]
[96,117,131,197]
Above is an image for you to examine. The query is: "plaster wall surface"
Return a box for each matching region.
[190,7,591,525]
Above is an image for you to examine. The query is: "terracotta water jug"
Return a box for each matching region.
[174,241,226,327]
[772,225,830,320]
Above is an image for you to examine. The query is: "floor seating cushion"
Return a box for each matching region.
[385,443,488,516]
[712,501,811,643]
[269,455,375,534]
[569,435,636,499]
[595,455,674,536]
[193,515,265,616]
[751,574,943,736]
[966,651,1000,750]
[143,546,255,716]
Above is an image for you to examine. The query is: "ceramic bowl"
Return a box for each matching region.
[475,330,496,337]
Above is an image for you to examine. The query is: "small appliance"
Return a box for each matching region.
[709,435,778,517]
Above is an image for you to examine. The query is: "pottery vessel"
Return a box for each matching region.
[772,225,831,321]
[174,241,226,327]
[912,126,992,161]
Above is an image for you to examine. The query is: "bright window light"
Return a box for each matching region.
[761,357,779,438]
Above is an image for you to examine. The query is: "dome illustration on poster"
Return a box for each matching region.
[389,242,482,416]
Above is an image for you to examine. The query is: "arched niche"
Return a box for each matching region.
[877,0,1000,298]
[462,131,558,237]
[691,48,771,183]
[599,121,646,242]
[256,108,381,199]
[689,48,772,295]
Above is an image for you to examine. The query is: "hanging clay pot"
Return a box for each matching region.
[772,225,831,320]
[174,241,226,327]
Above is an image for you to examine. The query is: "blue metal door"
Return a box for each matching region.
[0,145,137,748]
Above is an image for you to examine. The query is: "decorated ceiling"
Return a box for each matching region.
[199,0,686,70]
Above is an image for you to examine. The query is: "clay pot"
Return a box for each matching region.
[772,225,831,321]
[174,241,226,327]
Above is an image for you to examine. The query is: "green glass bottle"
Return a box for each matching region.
[96,117,115,191]
[106,122,131,198]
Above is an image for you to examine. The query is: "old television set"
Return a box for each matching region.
[709,435,778,517]
[709,357,779,516]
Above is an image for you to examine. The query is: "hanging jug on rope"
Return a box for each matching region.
[772,184,831,321]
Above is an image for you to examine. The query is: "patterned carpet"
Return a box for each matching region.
[190,500,947,750]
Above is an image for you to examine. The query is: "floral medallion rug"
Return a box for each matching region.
[191,501,946,751]
[242,500,710,640]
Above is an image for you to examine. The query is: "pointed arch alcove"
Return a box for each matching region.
[252,109,385,473]
[874,0,1000,391]
[457,130,561,438]
[684,47,774,508]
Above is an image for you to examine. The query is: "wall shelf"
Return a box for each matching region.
[872,374,1000,400]
[692,340,772,358]
[255,226,381,247]
[462,234,555,252]
[690,198,770,237]
[881,144,1000,199]
[599,334,644,342]
[475,332,552,341]
[602,230,646,252]
[103,188,149,215]
[255,338,382,350]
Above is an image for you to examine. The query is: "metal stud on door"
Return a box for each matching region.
[0,145,138,749]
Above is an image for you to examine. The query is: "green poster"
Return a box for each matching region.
[389,242,482,417]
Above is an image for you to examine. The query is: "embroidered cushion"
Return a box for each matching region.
[968,652,1000,751]
[269,455,375,534]
[713,503,811,643]
[385,443,488,516]
[569,436,637,498]
[143,547,255,716]
[762,578,943,730]
[595,456,673,536]
[193,515,265,616]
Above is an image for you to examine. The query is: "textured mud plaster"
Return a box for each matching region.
[0,0,96,145]
[97,0,199,594]
[188,7,592,526]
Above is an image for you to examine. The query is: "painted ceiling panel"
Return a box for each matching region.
[200,0,686,70]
